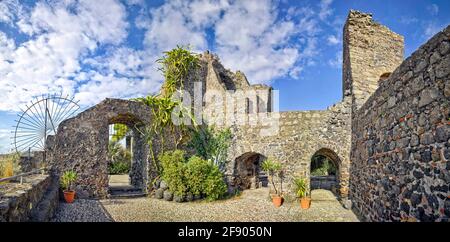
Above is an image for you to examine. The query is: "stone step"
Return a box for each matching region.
[108,185,141,192]
[108,191,147,199]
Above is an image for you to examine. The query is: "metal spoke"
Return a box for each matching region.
[13,95,80,155]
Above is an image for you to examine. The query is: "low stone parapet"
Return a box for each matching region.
[0,174,59,222]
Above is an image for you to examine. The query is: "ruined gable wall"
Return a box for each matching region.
[350,25,450,221]
[196,52,273,126]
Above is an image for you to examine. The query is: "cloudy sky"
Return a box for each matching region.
[0,0,449,153]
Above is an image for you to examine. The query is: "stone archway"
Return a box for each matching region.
[230,152,268,191]
[310,148,341,195]
[107,115,147,190]
[48,98,152,198]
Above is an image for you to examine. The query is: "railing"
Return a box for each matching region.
[0,167,47,184]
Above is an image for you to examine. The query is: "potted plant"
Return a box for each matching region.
[294,177,311,209]
[261,158,283,207]
[61,170,77,203]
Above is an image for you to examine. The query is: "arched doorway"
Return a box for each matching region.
[231,152,268,190]
[49,99,151,198]
[107,113,148,197]
[107,123,136,195]
[310,148,340,194]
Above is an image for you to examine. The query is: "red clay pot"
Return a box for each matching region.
[300,197,311,209]
[63,190,76,203]
[272,195,283,207]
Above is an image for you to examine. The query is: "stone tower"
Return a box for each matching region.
[343,10,404,112]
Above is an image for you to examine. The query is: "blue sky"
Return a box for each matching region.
[0,0,449,153]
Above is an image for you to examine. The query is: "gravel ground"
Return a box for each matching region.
[101,188,359,222]
[51,199,113,222]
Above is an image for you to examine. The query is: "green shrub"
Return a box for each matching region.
[159,150,227,201]
[159,150,188,197]
[204,164,227,201]
[108,141,131,174]
[311,156,336,176]
[188,126,232,172]
[185,156,211,196]
[109,161,130,175]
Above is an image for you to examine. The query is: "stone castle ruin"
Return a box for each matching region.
[47,10,450,221]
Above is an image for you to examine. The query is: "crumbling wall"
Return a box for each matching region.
[182,51,352,199]
[350,25,450,221]
[343,10,404,112]
[49,99,152,198]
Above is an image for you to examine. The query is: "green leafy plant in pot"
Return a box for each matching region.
[261,158,284,207]
[294,177,311,209]
[61,170,77,203]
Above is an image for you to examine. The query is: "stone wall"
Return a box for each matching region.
[185,51,352,199]
[48,98,152,198]
[19,151,44,172]
[227,97,352,198]
[343,10,404,112]
[350,25,450,221]
[0,174,58,222]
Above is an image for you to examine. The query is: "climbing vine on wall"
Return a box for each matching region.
[157,45,200,97]
[134,45,200,173]
[111,124,129,142]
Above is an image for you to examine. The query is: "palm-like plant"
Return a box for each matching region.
[133,46,200,175]
[261,158,283,196]
[60,170,77,192]
[293,177,308,198]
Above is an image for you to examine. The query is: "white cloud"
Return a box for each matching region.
[143,0,213,54]
[427,4,439,16]
[0,0,332,112]
[141,0,322,83]
[327,35,339,45]
[318,0,333,21]
[0,0,134,111]
[214,0,300,83]
[328,51,342,69]
[0,0,23,25]
[76,47,162,106]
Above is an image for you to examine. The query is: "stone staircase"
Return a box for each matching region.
[108,185,146,199]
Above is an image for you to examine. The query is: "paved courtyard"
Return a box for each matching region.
[99,188,359,222]
[52,173,359,222]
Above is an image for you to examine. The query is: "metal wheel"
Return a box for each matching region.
[12,94,80,156]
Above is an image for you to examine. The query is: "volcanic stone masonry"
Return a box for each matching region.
[48,99,152,198]
[350,23,450,222]
[46,10,449,221]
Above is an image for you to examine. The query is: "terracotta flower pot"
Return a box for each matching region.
[63,190,76,203]
[300,197,311,209]
[272,195,283,207]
